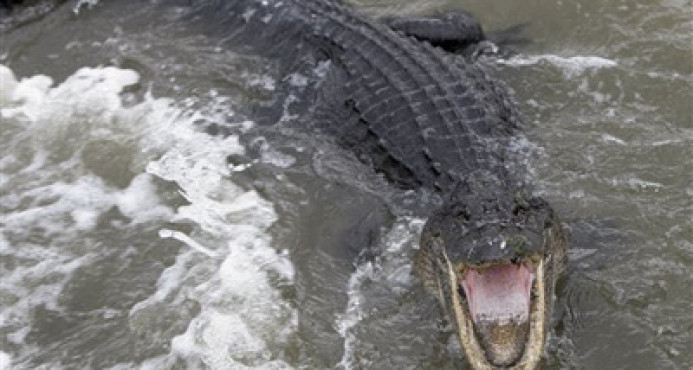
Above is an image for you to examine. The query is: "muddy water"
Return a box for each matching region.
[0,0,691,369]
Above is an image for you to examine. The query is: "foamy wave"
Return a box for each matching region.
[500,54,617,77]
[1,66,176,363]
[0,352,10,370]
[1,64,296,368]
[137,115,297,368]
[336,217,424,369]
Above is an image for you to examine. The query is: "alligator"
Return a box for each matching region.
[188,0,567,368]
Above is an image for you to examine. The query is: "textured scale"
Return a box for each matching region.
[191,0,525,192]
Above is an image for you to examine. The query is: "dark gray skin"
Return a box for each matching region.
[0,0,68,32]
[187,0,567,368]
[383,11,486,54]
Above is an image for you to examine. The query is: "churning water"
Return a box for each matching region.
[1,0,691,369]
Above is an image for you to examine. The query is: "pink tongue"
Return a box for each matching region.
[461,264,534,324]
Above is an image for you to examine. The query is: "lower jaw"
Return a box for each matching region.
[473,319,530,367]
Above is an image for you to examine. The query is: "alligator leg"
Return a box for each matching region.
[383,12,529,59]
[382,12,486,54]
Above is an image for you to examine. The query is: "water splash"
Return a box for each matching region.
[0,64,297,368]
[500,55,617,78]
[335,217,424,369]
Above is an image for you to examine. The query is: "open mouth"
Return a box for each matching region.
[457,259,540,367]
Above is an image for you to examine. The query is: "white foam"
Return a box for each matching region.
[117,174,175,223]
[159,229,219,257]
[1,64,296,368]
[0,65,180,365]
[3,66,139,122]
[622,178,663,191]
[337,261,376,370]
[601,134,627,145]
[336,217,424,369]
[133,76,296,368]
[261,147,296,168]
[0,65,18,105]
[1,173,172,235]
[140,132,297,366]
[500,54,617,78]
[0,352,11,370]
[73,0,101,15]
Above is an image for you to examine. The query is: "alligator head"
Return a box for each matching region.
[415,175,566,369]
